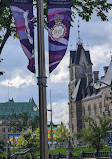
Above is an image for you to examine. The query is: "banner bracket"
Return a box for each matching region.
[37,76,47,87]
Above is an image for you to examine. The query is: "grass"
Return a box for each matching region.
[1,146,111,158]
[49,148,66,154]
[72,146,110,157]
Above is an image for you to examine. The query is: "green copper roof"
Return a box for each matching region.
[0,98,39,118]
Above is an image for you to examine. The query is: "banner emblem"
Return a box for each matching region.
[50,17,67,41]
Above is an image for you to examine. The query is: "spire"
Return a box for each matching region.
[78,21,80,42]
[110,51,112,61]
[77,20,83,45]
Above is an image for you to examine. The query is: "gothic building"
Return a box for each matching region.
[68,41,112,134]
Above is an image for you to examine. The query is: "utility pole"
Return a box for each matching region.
[37,0,48,158]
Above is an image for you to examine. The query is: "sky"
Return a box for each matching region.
[0,7,112,126]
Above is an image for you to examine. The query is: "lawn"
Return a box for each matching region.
[1,146,111,158]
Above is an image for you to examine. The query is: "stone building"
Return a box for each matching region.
[0,98,39,142]
[68,41,112,134]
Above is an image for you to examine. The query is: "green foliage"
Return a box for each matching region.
[49,147,66,154]
[75,116,112,153]
[55,124,69,142]
[17,128,40,148]
[72,0,112,22]
[17,128,40,159]
[32,115,39,131]
[0,139,5,153]
[9,113,39,133]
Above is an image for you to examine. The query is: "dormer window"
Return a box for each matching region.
[81,63,86,75]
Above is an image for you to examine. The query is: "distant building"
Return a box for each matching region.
[68,41,112,135]
[0,98,39,142]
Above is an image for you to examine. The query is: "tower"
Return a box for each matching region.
[68,23,93,133]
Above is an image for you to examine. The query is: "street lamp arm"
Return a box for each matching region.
[47,109,51,111]
[94,80,112,89]
[99,81,111,86]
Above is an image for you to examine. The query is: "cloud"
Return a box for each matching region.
[90,44,110,68]
[0,70,36,88]
[47,101,69,126]
[50,53,69,84]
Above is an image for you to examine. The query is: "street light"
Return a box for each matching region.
[94,81,112,89]
[37,0,48,158]
[48,90,53,159]
[6,139,10,159]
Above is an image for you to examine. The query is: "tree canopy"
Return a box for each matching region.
[0,139,5,154]
[75,116,112,156]
[17,128,40,158]
[9,113,39,133]
[0,0,112,55]
[55,124,69,142]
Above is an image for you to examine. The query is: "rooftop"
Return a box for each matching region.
[0,98,39,118]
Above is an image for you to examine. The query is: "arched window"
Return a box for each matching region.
[2,127,5,133]
[83,107,85,116]
[8,127,11,132]
[99,102,102,114]
[72,124,74,133]
[105,104,109,111]
[94,104,97,115]
[88,105,91,116]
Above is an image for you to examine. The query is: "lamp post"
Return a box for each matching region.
[6,139,10,159]
[37,0,48,158]
[48,90,53,159]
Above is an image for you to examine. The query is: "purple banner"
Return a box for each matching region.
[10,0,35,73]
[48,0,71,73]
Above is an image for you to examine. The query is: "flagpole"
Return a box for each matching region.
[37,0,48,158]
[8,83,9,100]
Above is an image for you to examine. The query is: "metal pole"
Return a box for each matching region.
[50,90,53,159]
[37,0,48,158]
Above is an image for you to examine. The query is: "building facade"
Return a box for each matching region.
[0,98,39,142]
[69,41,112,134]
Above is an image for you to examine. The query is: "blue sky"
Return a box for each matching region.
[0,9,112,125]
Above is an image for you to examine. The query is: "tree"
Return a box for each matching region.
[9,113,39,157]
[0,139,5,154]
[17,128,40,159]
[55,123,69,142]
[9,113,39,133]
[0,0,112,55]
[76,116,112,158]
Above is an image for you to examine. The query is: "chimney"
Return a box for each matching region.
[93,71,99,84]
[103,66,108,76]
[86,73,92,86]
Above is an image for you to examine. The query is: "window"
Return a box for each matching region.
[83,107,85,115]
[2,127,5,133]
[94,104,97,115]
[99,102,102,114]
[81,62,86,75]
[88,105,91,116]
[8,127,11,132]
[72,124,74,133]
